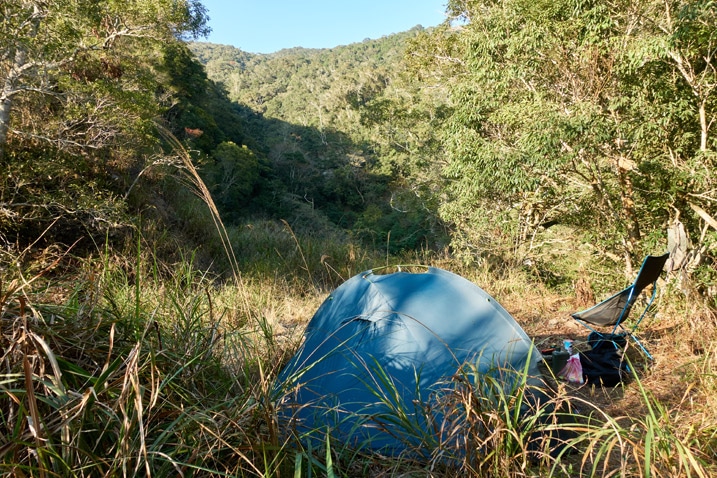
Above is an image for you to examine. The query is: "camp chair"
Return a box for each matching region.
[571,253,669,360]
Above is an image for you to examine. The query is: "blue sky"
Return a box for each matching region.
[199,0,448,53]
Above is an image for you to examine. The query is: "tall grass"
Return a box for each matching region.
[2,242,332,475]
[4,246,717,476]
[548,377,712,477]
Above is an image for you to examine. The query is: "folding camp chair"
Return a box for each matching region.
[571,253,669,360]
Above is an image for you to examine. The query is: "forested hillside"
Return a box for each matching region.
[189,1,717,295]
[2,0,717,476]
[188,26,448,254]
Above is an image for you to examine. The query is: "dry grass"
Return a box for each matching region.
[2,251,717,476]
[506,273,717,477]
[2,181,716,478]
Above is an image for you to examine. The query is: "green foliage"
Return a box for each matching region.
[159,42,257,154]
[189,29,450,254]
[1,0,209,152]
[4,0,717,294]
[400,0,717,279]
[1,149,132,249]
[6,2,717,475]
[204,142,261,218]
[0,0,217,255]
[185,2,717,289]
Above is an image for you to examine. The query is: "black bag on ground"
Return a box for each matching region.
[579,336,629,387]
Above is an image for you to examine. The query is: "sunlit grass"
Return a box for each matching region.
[2,248,717,476]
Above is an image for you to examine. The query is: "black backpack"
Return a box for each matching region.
[579,334,630,387]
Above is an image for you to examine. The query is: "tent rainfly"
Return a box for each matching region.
[276,266,544,455]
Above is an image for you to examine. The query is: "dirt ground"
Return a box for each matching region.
[519,307,700,420]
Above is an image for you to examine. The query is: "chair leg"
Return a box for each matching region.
[628,333,654,361]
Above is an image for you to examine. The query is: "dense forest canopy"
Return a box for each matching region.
[1,0,715,296]
[188,26,448,252]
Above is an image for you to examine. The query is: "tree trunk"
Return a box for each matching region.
[0,94,11,161]
[0,48,26,160]
[699,99,708,152]
[616,158,641,251]
[0,3,40,161]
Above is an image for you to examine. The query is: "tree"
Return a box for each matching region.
[206,141,261,217]
[409,0,598,263]
[0,0,208,159]
[0,0,210,252]
[659,1,716,153]
[622,0,717,278]
[403,0,716,278]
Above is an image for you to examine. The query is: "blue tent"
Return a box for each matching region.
[276,267,543,454]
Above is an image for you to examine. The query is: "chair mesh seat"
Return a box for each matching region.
[571,253,669,360]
